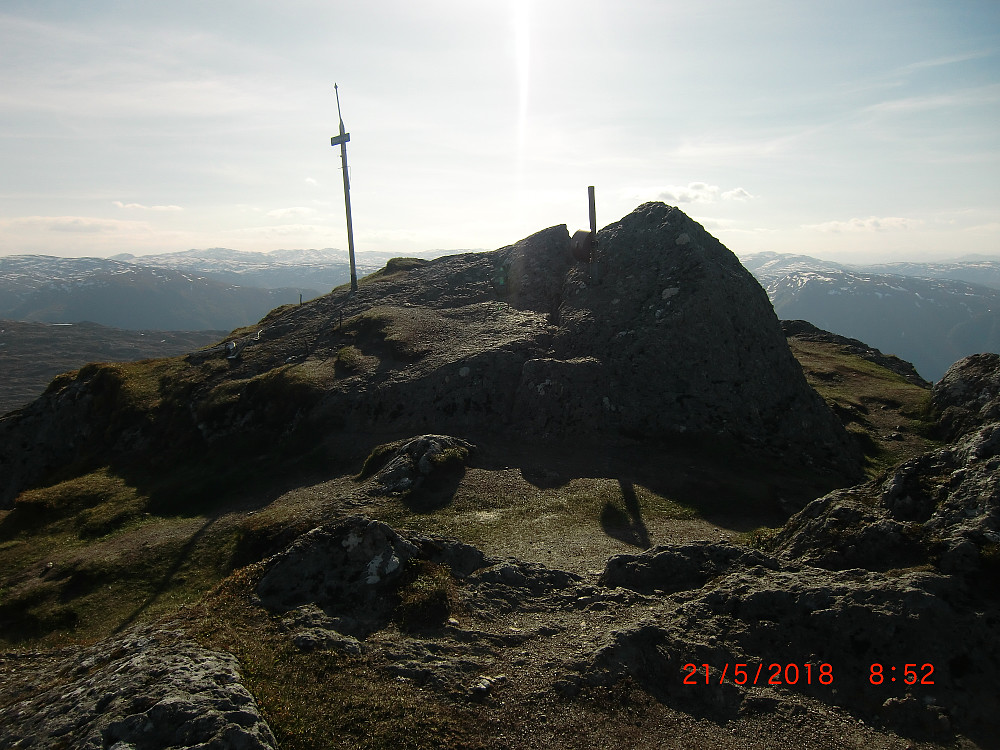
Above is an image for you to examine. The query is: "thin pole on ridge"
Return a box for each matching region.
[588,185,597,263]
[331,83,358,292]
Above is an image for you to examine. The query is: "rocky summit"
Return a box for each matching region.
[0,203,859,507]
[15,205,993,750]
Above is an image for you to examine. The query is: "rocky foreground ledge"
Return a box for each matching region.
[4,368,996,750]
[0,627,276,749]
[0,240,997,748]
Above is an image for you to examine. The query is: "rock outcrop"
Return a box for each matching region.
[933,352,1000,440]
[3,342,998,746]
[256,516,489,628]
[237,356,1000,745]
[0,626,276,750]
[0,203,861,507]
[781,319,931,387]
[363,434,475,495]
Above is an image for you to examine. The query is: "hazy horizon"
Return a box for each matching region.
[3,240,999,268]
[1,0,998,264]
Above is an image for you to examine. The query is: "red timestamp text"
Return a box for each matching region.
[869,663,935,685]
[682,662,834,686]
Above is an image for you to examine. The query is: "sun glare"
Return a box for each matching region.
[512,0,531,156]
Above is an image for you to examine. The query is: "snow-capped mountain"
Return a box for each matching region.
[0,246,466,332]
[0,255,318,331]
[743,252,1000,381]
[108,247,449,290]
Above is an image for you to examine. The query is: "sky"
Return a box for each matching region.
[1,0,998,264]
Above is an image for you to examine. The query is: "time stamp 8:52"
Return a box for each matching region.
[682,662,935,686]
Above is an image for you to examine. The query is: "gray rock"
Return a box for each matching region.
[585,562,997,739]
[547,203,860,477]
[600,541,780,594]
[369,434,474,494]
[291,627,363,655]
[467,673,507,702]
[0,626,276,750]
[256,516,419,615]
[774,420,1000,580]
[933,352,1000,440]
[471,560,583,592]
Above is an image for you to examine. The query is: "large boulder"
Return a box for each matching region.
[0,626,277,750]
[933,352,1000,439]
[548,203,858,474]
[307,202,859,476]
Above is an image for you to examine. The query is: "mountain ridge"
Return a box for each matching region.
[744,252,1000,381]
[2,210,997,749]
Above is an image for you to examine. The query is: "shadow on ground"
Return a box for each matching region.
[600,480,651,548]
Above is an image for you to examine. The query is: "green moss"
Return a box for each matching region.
[428,445,469,469]
[186,573,487,750]
[336,344,365,373]
[394,560,454,632]
[7,468,144,535]
[340,306,434,362]
[737,525,782,552]
[359,257,429,285]
[357,440,405,480]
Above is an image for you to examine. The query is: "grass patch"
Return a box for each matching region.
[428,444,470,470]
[357,440,406,480]
[336,344,365,373]
[4,468,145,538]
[378,471,702,559]
[394,559,454,632]
[788,338,941,476]
[0,463,248,646]
[737,525,782,552]
[183,569,488,750]
[358,257,429,286]
[341,307,438,363]
[0,512,238,647]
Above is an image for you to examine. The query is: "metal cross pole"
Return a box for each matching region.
[331,83,358,292]
[588,185,597,262]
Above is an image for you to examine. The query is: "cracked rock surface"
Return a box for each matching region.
[0,626,276,750]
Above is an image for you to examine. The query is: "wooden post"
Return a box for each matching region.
[332,84,358,292]
[588,185,597,238]
[588,185,597,264]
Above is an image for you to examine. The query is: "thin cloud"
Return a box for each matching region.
[652,183,755,204]
[113,201,183,211]
[864,84,1000,116]
[0,215,151,234]
[721,187,753,201]
[804,216,921,233]
[232,223,331,240]
[897,50,998,75]
[265,207,316,219]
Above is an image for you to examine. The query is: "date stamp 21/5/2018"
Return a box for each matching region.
[682,662,936,687]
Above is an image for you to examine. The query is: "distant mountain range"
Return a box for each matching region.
[0,248,445,332]
[109,247,419,291]
[2,247,997,383]
[743,252,1000,381]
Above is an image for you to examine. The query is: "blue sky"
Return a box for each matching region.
[1,0,998,262]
